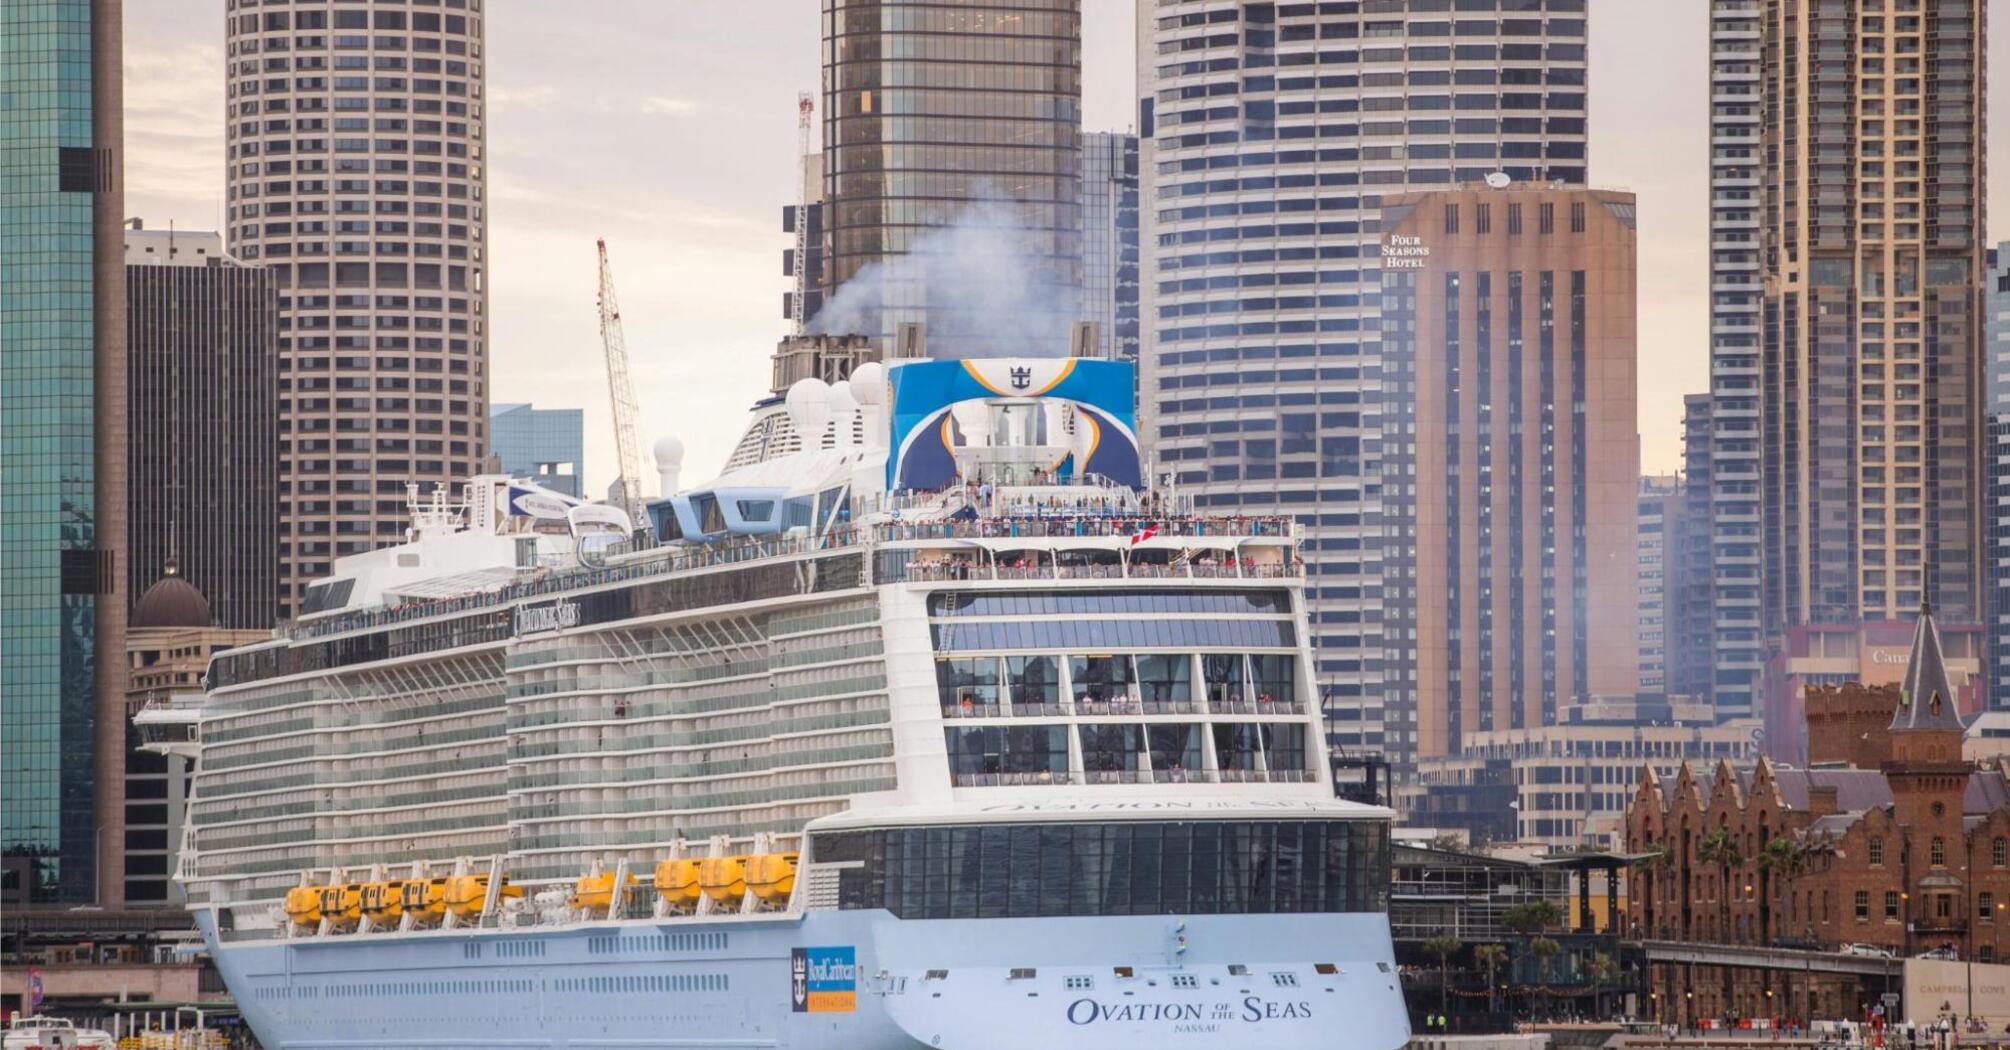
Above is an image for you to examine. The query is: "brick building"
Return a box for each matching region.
[1625,607,2010,1024]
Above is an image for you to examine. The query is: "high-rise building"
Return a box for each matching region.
[1987,245,2010,712]
[125,224,279,631]
[1376,186,1639,761]
[1705,0,1988,721]
[1137,1,1590,776]
[490,403,585,498]
[1,0,128,908]
[1677,394,1718,701]
[818,0,1082,356]
[1079,131,1139,361]
[1639,476,1681,697]
[223,0,490,617]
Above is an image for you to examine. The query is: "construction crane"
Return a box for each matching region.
[595,238,645,528]
[791,90,814,334]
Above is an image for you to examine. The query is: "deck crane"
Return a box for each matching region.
[791,91,814,334]
[595,238,646,528]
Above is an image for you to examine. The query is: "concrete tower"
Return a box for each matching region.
[222,0,490,616]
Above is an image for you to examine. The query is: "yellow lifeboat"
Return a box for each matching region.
[570,869,635,915]
[655,858,703,910]
[444,873,517,919]
[746,852,799,905]
[360,880,405,924]
[283,885,324,927]
[401,876,449,924]
[698,855,748,903]
[318,883,363,928]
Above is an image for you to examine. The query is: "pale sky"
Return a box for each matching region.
[125,2,2010,491]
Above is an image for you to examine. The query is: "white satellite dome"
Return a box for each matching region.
[827,380,860,415]
[652,434,685,469]
[786,378,832,447]
[849,362,886,405]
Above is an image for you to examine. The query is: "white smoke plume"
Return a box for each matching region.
[808,196,1078,358]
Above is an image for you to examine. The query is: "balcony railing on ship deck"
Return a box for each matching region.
[284,509,1298,642]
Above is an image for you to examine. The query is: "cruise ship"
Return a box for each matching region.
[170,344,1407,1049]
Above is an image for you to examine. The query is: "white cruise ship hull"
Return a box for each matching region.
[198,909,1405,1050]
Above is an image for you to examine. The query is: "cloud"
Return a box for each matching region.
[123,40,226,220]
[639,96,699,116]
[490,84,558,110]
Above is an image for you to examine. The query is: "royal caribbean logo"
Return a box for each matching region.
[1009,366,1033,390]
[513,599,580,636]
[791,946,857,1013]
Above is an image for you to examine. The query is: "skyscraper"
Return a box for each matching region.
[1079,130,1139,361]
[490,403,585,498]
[1137,0,1590,775]
[818,0,1082,356]
[1986,245,2010,714]
[1705,0,1988,718]
[222,0,490,616]
[125,224,280,631]
[1376,186,1640,761]
[1,0,128,907]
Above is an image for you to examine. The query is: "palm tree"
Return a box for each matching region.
[1586,952,1619,1021]
[1641,842,1672,937]
[1755,836,1806,945]
[1696,827,1745,942]
[1475,943,1510,1017]
[1529,936,1561,1019]
[1422,935,1464,1019]
[1501,901,1561,1019]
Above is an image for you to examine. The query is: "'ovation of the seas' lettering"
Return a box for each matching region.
[1066,997,1314,1025]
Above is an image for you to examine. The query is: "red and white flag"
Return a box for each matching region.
[1130,523,1158,545]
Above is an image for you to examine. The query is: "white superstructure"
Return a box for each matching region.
[174,352,1407,1050]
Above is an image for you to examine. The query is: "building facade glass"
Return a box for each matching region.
[1711,0,1987,698]
[820,0,1082,356]
[126,229,280,631]
[223,0,490,616]
[1079,131,1139,360]
[1137,0,1589,777]
[1,0,122,906]
[490,403,584,498]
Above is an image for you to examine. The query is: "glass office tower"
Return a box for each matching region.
[1137,0,1589,778]
[1,0,128,906]
[820,0,1082,356]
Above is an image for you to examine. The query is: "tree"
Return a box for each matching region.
[1755,836,1807,945]
[1422,935,1464,1019]
[1503,899,1562,937]
[1475,943,1510,1017]
[1586,952,1619,1021]
[1641,842,1672,937]
[1529,936,1561,1019]
[1696,827,1745,943]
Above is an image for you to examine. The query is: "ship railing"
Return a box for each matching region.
[951,771,1083,787]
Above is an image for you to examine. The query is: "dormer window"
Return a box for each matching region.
[1929,692,1942,715]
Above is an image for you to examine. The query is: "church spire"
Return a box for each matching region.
[1891,601,1964,733]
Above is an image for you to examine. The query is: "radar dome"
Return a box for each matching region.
[785,378,832,446]
[827,380,859,416]
[848,362,886,405]
[652,435,685,469]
